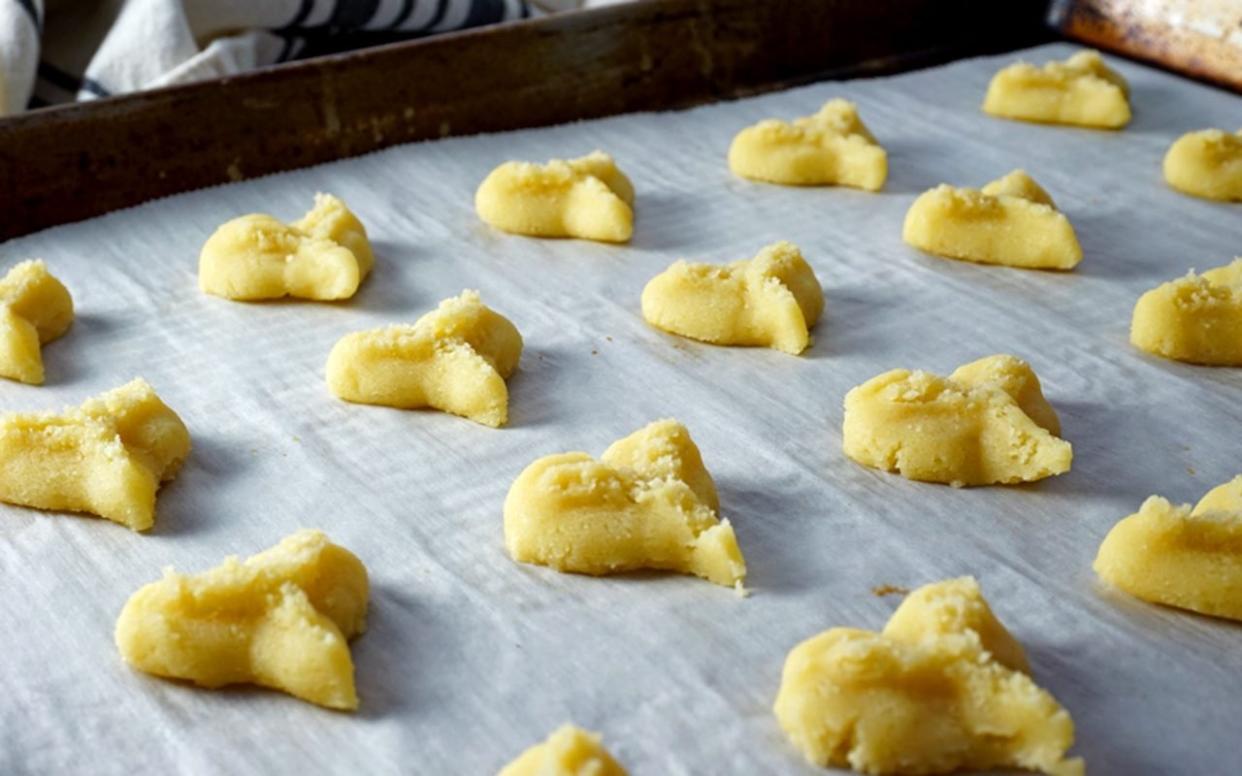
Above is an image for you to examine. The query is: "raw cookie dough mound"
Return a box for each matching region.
[503,419,746,587]
[1163,129,1242,202]
[727,99,888,190]
[1195,474,1242,513]
[903,170,1082,270]
[981,168,1056,207]
[199,193,374,301]
[0,259,74,385]
[500,724,627,776]
[842,354,1072,486]
[1095,475,1242,621]
[641,241,824,355]
[774,577,1081,776]
[326,290,522,427]
[1130,259,1242,365]
[475,151,635,243]
[115,529,369,710]
[983,49,1130,129]
[0,379,190,530]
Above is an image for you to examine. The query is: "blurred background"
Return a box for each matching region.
[0,0,634,116]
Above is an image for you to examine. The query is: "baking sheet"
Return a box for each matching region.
[1,42,1240,775]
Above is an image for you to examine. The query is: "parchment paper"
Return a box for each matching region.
[1,43,1240,775]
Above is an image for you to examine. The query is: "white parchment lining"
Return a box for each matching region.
[1,43,1240,775]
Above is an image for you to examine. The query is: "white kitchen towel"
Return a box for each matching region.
[0,0,529,116]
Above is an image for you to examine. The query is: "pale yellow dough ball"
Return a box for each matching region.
[983,49,1130,129]
[728,99,887,191]
[115,530,369,710]
[326,290,523,427]
[475,151,634,243]
[1163,129,1242,202]
[1130,259,1242,365]
[641,241,823,355]
[503,419,746,588]
[0,379,190,530]
[499,725,627,776]
[0,259,74,385]
[774,577,1081,775]
[842,354,1071,486]
[1095,475,1242,621]
[199,193,373,301]
[903,170,1082,270]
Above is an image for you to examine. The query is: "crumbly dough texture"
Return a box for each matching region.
[499,725,627,776]
[842,354,1072,486]
[0,379,190,530]
[199,193,374,301]
[1130,259,1242,365]
[115,530,369,710]
[503,419,746,587]
[326,290,523,427]
[475,151,635,243]
[774,577,1081,776]
[981,168,1056,207]
[641,241,824,355]
[0,259,74,385]
[903,169,1082,270]
[727,99,888,191]
[983,49,1130,129]
[1162,129,1242,202]
[1095,475,1242,621]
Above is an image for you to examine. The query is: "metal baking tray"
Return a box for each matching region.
[0,0,1069,241]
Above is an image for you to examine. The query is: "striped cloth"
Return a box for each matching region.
[0,0,530,116]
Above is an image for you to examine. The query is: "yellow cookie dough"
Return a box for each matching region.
[1095,475,1242,621]
[499,725,627,776]
[503,419,746,587]
[774,577,1080,776]
[983,49,1130,129]
[842,354,1071,486]
[641,241,824,355]
[475,151,635,243]
[727,99,887,191]
[903,170,1082,270]
[981,168,1056,207]
[1163,129,1242,202]
[326,290,522,427]
[116,530,368,710]
[0,259,74,385]
[199,193,374,301]
[1130,259,1242,365]
[0,379,190,530]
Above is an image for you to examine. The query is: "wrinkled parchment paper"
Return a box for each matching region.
[1,43,1240,775]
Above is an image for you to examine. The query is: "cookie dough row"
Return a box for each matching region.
[6,375,1234,602]
[4,376,1239,775]
[111,530,1084,772]
[203,186,1242,366]
[0,322,1079,538]
[110,461,1242,775]
[196,191,1240,389]
[0,354,1064,536]
[8,211,1238,410]
[473,50,1238,248]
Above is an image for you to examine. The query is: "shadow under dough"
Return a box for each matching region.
[146,433,249,537]
[716,482,823,595]
[37,313,120,386]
